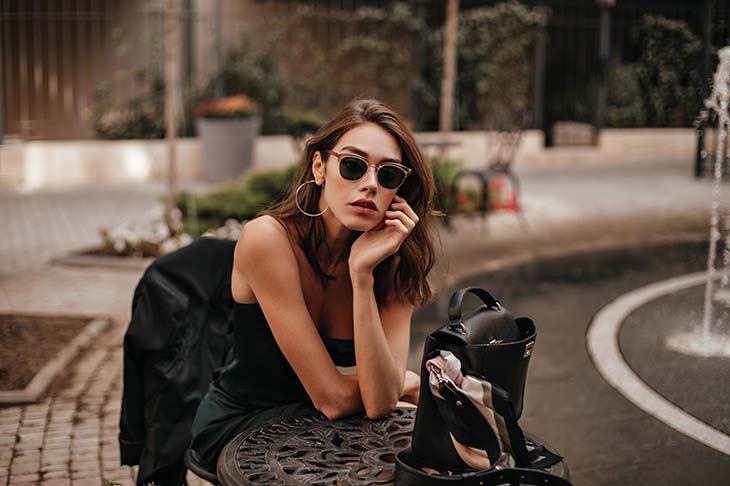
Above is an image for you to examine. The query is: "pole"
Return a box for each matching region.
[165,0,179,232]
[696,0,714,178]
[440,0,459,133]
[214,0,223,99]
[532,30,546,131]
[594,1,613,145]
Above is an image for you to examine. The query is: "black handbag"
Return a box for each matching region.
[395,287,570,486]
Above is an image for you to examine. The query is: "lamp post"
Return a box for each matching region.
[594,0,615,145]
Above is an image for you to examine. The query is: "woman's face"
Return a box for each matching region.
[312,122,405,232]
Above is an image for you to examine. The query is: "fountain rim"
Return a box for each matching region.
[586,270,730,458]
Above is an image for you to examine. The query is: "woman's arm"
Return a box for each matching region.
[233,216,363,420]
[348,195,420,419]
[351,272,413,418]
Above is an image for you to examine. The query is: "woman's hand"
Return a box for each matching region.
[399,369,420,406]
[349,195,419,277]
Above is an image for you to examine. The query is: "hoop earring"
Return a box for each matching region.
[295,180,329,217]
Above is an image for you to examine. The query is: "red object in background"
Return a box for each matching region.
[489,175,518,212]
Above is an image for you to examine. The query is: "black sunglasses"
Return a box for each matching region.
[327,149,412,190]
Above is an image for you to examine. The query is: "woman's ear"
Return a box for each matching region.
[311,150,327,185]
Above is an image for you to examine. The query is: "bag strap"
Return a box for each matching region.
[396,449,572,486]
[448,287,501,331]
[433,379,503,465]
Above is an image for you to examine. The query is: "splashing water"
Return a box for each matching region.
[666,47,730,358]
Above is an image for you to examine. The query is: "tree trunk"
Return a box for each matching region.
[439,0,459,133]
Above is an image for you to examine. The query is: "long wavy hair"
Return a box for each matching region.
[263,97,438,306]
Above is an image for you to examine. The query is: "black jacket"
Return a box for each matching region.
[119,237,236,485]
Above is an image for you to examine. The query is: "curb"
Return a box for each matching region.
[586,271,730,457]
[0,315,112,404]
[50,249,153,271]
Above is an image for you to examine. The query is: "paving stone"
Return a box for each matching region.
[40,461,68,473]
[44,425,71,435]
[69,477,103,486]
[0,434,17,446]
[19,425,46,435]
[13,450,41,464]
[40,478,71,486]
[21,414,48,425]
[9,471,41,482]
[0,423,20,434]
[40,451,70,463]
[10,461,42,475]
[40,470,69,480]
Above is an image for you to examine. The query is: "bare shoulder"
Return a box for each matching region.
[235,215,292,260]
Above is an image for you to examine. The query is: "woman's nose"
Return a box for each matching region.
[360,166,378,191]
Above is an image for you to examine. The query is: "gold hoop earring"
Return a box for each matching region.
[295,180,329,217]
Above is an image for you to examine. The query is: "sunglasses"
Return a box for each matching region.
[327,149,412,190]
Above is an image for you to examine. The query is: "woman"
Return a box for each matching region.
[190,97,438,474]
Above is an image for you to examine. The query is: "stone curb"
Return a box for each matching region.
[586,271,730,457]
[0,315,112,404]
[50,249,152,272]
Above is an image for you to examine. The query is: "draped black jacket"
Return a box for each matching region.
[119,237,236,486]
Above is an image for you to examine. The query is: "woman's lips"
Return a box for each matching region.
[350,203,377,215]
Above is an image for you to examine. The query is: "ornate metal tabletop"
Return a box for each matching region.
[217,407,414,486]
[216,407,567,486]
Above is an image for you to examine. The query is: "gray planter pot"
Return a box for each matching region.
[197,116,261,182]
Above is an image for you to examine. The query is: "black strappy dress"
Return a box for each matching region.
[190,301,355,473]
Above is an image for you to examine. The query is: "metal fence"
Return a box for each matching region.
[1,0,726,142]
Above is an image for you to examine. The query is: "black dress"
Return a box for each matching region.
[190,301,356,473]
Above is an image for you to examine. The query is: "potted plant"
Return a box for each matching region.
[195,94,261,182]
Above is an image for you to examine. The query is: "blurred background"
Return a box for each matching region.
[2,2,730,485]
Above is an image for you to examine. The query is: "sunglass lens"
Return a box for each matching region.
[378,166,406,189]
[339,157,368,181]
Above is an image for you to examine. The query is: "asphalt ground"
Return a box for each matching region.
[1,156,729,485]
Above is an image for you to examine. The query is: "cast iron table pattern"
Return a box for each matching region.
[217,407,567,486]
[218,407,414,486]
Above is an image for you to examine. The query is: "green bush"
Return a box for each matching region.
[177,165,299,234]
[270,2,423,120]
[636,15,702,127]
[419,1,550,131]
[607,63,647,127]
[430,157,463,222]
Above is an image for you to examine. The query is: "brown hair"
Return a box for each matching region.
[263,97,438,306]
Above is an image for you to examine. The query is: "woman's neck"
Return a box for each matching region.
[320,209,353,267]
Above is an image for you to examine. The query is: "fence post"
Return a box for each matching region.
[696,0,714,178]
[594,0,615,146]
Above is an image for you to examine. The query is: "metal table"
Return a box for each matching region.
[216,407,568,486]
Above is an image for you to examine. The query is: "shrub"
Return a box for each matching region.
[636,15,702,127]
[607,63,647,127]
[419,1,550,131]
[176,165,299,234]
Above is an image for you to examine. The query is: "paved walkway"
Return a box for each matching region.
[0,157,727,485]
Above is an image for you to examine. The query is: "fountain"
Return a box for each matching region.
[666,46,730,358]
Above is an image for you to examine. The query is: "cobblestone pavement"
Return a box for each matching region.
[0,159,726,485]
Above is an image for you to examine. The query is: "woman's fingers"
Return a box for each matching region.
[384,218,409,234]
[385,210,416,231]
[390,196,420,224]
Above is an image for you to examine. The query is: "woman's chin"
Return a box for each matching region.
[344,220,377,232]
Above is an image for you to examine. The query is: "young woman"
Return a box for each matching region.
[190,97,438,473]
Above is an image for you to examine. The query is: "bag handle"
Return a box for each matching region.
[448,287,502,332]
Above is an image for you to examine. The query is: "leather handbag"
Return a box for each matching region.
[411,287,536,469]
[395,287,570,485]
